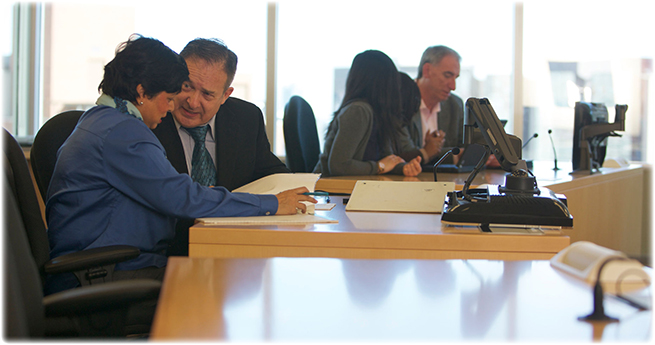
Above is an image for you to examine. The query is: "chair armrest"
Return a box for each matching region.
[44,245,140,275]
[43,279,161,317]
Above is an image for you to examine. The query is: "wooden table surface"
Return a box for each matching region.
[151,256,651,342]
[189,195,570,260]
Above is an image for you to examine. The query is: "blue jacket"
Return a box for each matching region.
[46,105,278,292]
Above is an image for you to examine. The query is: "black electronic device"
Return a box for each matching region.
[441,98,573,228]
[422,144,486,173]
[572,102,627,174]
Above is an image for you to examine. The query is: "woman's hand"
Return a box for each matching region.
[378,155,405,174]
[402,156,422,177]
[275,187,317,215]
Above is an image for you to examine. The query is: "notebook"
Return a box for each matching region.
[422,143,486,173]
[345,180,455,213]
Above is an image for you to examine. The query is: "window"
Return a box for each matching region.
[9,1,267,140]
[522,1,653,165]
[1,3,14,132]
[5,1,654,167]
[276,1,515,156]
[3,3,43,140]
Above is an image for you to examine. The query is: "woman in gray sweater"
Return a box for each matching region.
[313,50,422,177]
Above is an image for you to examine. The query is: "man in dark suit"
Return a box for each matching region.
[152,38,290,255]
[406,45,465,165]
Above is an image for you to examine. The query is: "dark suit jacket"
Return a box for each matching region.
[406,93,464,165]
[152,97,290,191]
[152,97,289,255]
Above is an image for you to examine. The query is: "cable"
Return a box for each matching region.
[614,268,651,311]
[461,146,491,202]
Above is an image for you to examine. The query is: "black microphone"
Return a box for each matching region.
[578,257,626,323]
[432,147,461,182]
[522,133,538,149]
[548,129,560,171]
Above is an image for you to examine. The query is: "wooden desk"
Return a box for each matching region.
[190,195,569,260]
[151,256,651,341]
[315,162,649,258]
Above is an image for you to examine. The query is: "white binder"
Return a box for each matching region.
[345,180,455,213]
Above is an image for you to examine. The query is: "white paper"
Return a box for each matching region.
[233,173,321,195]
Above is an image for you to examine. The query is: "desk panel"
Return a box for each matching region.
[313,162,648,257]
[190,196,569,260]
[152,257,651,341]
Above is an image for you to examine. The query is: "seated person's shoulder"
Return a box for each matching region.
[449,93,464,107]
[221,96,260,113]
[340,100,373,116]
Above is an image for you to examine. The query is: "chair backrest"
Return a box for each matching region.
[283,96,320,173]
[3,129,51,285]
[30,110,83,201]
[3,132,46,339]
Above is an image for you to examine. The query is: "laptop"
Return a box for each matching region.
[421,143,487,173]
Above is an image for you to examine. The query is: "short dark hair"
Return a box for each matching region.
[99,34,188,102]
[417,45,461,79]
[398,72,421,126]
[180,38,238,91]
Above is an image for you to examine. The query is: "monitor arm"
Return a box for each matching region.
[579,104,627,173]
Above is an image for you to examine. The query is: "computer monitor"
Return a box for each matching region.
[465,98,524,173]
[441,97,573,228]
[572,102,627,173]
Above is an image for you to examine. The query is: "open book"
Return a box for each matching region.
[233,173,320,194]
[198,173,337,225]
[233,173,323,214]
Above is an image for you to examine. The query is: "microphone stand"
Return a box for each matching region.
[548,129,560,171]
[522,133,538,149]
[432,147,460,182]
[578,256,626,323]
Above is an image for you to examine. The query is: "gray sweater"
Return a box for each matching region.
[313,101,403,177]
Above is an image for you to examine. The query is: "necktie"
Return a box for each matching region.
[184,125,217,186]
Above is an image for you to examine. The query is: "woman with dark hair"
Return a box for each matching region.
[396,71,438,163]
[46,35,313,294]
[398,72,422,126]
[313,50,422,177]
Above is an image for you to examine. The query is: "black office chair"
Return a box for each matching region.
[3,127,139,290]
[283,96,320,173]
[4,171,162,338]
[30,109,84,201]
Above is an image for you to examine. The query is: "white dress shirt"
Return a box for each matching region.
[419,99,441,147]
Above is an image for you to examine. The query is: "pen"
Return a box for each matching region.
[302,192,329,196]
[303,191,330,203]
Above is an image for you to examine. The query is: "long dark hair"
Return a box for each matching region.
[99,34,189,102]
[398,72,421,126]
[329,50,402,149]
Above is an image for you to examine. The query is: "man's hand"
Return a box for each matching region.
[402,156,422,177]
[486,154,501,168]
[275,187,317,215]
[423,130,446,159]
